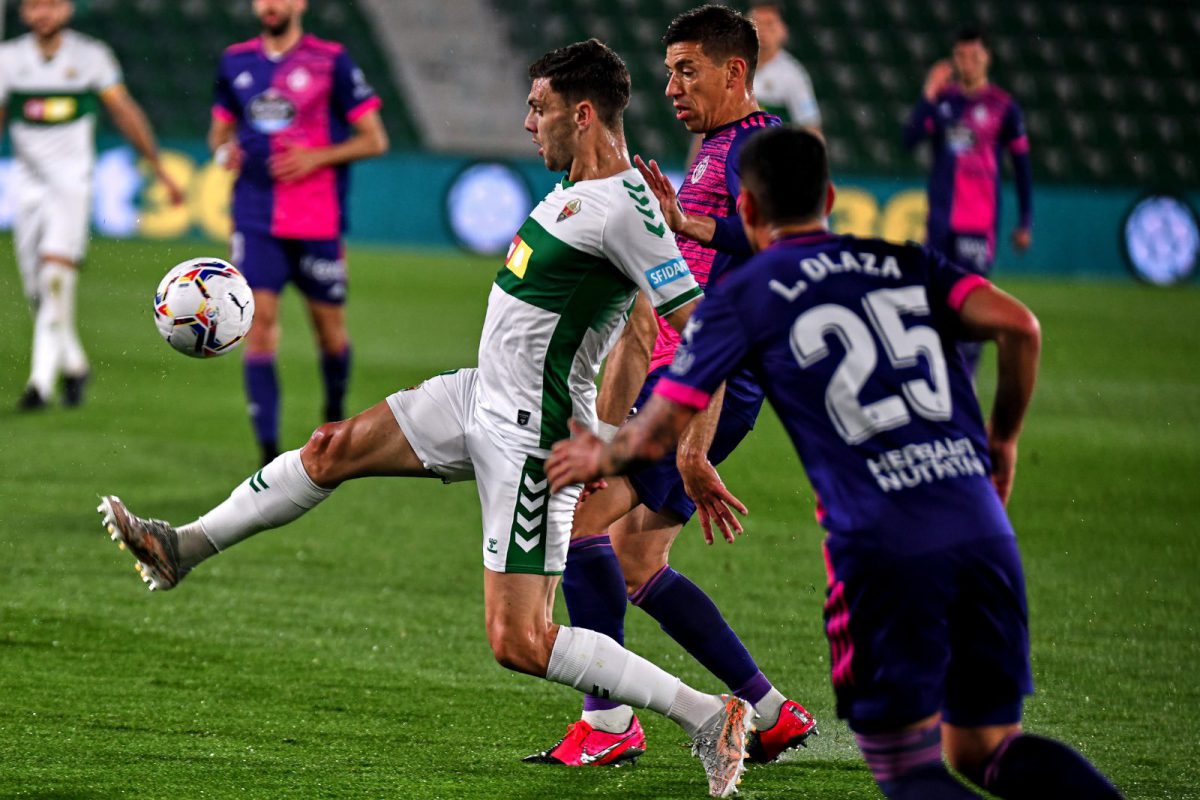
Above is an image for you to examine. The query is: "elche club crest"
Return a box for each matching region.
[556,198,582,223]
[691,155,711,184]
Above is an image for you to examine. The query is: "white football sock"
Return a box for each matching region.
[582,705,634,734]
[56,265,88,376]
[28,263,70,397]
[752,687,787,728]
[546,626,723,738]
[182,450,331,563]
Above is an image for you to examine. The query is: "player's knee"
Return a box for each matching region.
[487,622,552,676]
[301,420,352,487]
[622,559,667,597]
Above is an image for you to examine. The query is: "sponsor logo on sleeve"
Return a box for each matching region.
[644,258,691,289]
[234,70,254,89]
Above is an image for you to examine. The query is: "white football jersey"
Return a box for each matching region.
[0,30,123,184]
[755,50,821,128]
[476,168,703,452]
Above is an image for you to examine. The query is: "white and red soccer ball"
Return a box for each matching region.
[153,258,255,358]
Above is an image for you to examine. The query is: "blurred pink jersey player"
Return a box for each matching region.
[209,0,387,465]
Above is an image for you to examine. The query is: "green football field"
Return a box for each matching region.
[0,237,1197,799]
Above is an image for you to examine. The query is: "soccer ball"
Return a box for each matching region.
[153,258,255,358]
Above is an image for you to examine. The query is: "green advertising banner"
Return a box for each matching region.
[0,139,1195,283]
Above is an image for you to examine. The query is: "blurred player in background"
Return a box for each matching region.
[1,0,180,410]
[101,39,755,798]
[748,1,820,128]
[903,28,1032,374]
[527,5,816,768]
[548,126,1124,800]
[211,0,388,465]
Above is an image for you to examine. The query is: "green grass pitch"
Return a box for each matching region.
[0,237,1197,798]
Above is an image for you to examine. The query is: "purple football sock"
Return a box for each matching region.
[320,345,351,422]
[974,733,1124,799]
[858,725,982,799]
[631,565,760,694]
[562,534,627,712]
[244,353,280,447]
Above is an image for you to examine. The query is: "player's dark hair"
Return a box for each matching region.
[738,126,829,224]
[664,4,759,82]
[528,39,630,129]
[955,27,987,47]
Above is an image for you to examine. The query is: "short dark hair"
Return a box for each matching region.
[738,126,829,224]
[528,39,630,128]
[664,5,759,82]
[955,27,987,47]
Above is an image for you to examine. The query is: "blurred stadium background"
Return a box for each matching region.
[1,0,1198,281]
[0,2,1198,798]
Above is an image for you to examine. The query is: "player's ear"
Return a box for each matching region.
[726,57,747,89]
[824,183,836,217]
[574,100,594,131]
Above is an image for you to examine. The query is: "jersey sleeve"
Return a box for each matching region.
[706,126,760,255]
[924,245,991,315]
[331,50,381,123]
[92,42,124,93]
[654,279,752,410]
[1001,100,1033,229]
[212,58,237,123]
[602,187,703,317]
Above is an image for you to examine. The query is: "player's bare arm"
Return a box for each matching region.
[101,84,184,204]
[924,60,953,101]
[634,154,717,245]
[548,396,698,494]
[659,299,750,542]
[958,284,1042,504]
[269,108,388,183]
[595,293,656,431]
[675,382,748,544]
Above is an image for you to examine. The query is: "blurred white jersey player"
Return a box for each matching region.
[0,0,178,410]
[748,2,820,128]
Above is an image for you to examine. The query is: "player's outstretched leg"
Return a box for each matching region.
[948,727,1124,799]
[98,401,431,591]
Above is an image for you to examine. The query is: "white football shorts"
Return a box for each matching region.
[13,176,91,299]
[386,368,580,575]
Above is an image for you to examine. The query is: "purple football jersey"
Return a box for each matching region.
[656,231,1013,551]
[213,34,380,240]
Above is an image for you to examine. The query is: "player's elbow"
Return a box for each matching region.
[996,305,1041,356]
[367,126,389,157]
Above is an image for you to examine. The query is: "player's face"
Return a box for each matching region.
[664,42,735,134]
[952,40,989,87]
[21,0,72,39]
[749,7,787,59]
[253,0,305,36]
[525,78,577,173]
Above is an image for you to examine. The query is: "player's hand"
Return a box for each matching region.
[214,141,244,173]
[270,143,325,183]
[1011,227,1032,253]
[988,431,1018,506]
[547,419,606,493]
[924,60,953,101]
[156,167,186,207]
[678,456,748,544]
[634,154,686,232]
